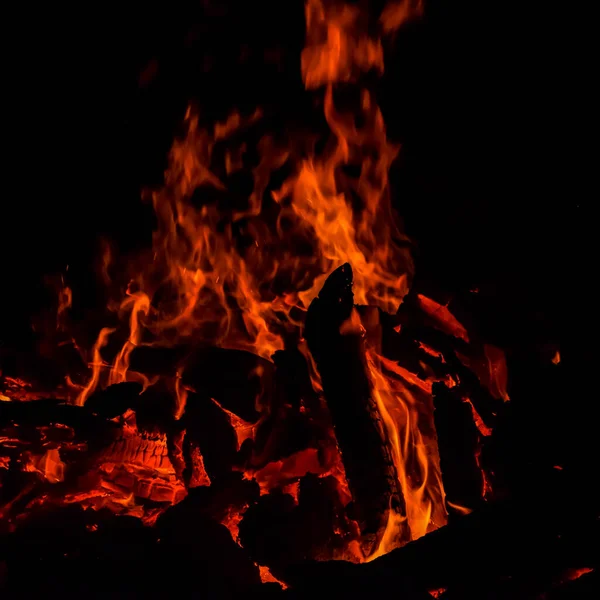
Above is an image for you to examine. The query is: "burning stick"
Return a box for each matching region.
[305,263,410,555]
[431,382,485,513]
[278,467,599,598]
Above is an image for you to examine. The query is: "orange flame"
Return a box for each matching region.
[302,0,423,89]
[302,0,384,89]
[0,0,519,575]
[380,0,424,33]
[75,327,115,406]
[63,0,458,563]
[365,347,446,558]
[24,448,65,483]
[446,500,473,515]
[79,1,413,397]
[56,278,72,332]
[108,290,150,386]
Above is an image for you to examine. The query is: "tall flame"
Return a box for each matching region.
[70,0,444,559]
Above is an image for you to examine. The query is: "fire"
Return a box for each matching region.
[380,1,424,33]
[56,278,72,332]
[559,567,594,582]
[108,290,151,386]
[302,0,423,89]
[365,348,445,558]
[24,448,65,483]
[258,565,288,589]
[71,0,414,400]
[463,398,493,437]
[246,448,323,496]
[222,504,249,543]
[211,397,255,449]
[416,294,470,343]
[74,327,115,406]
[302,0,384,89]
[0,0,514,581]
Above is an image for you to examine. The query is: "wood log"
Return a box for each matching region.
[304,263,409,555]
[272,347,320,413]
[182,347,273,423]
[277,468,599,599]
[431,381,485,512]
[85,381,142,418]
[0,398,118,445]
[179,391,238,483]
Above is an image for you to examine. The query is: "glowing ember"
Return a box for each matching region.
[463,398,493,437]
[221,504,249,544]
[446,501,473,515]
[417,294,470,343]
[258,565,289,589]
[211,397,255,449]
[24,448,65,483]
[246,448,323,495]
[559,567,594,582]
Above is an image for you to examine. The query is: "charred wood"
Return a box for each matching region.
[0,398,118,448]
[305,263,409,555]
[182,347,273,422]
[179,391,239,483]
[432,381,484,512]
[85,381,143,418]
[0,502,269,599]
[272,347,320,413]
[238,474,355,569]
[247,347,329,471]
[278,469,599,599]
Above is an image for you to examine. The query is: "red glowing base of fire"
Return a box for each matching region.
[1,269,512,588]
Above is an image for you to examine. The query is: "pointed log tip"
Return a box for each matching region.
[313,263,354,305]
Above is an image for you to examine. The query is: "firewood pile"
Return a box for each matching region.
[1,264,594,598]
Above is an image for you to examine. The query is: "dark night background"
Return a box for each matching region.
[1,0,595,538]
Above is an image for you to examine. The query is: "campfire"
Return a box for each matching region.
[1,1,596,598]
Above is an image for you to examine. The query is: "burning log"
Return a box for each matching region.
[179,391,239,483]
[0,382,193,523]
[0,396,119,453]
[238,473,356,570]
[85,381,143,418]
[305,263,409,554]
[432,382,485,512]
[246,346,335,473]
[279,469,599,599]
[0,502,270,599]
[154,492,264,595]
[182,347,273,422]
[272,347,320,413]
